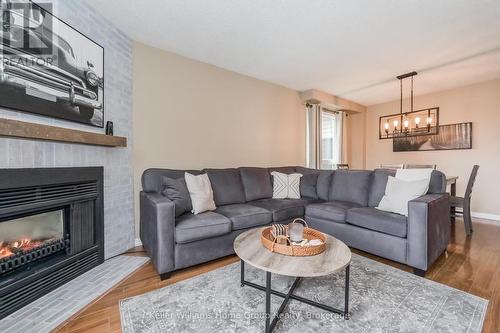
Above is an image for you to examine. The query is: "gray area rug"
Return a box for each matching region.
[120,254,487,333]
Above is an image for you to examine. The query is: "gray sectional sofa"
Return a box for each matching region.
[140,166,450,279]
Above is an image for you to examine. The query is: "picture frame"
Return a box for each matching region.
[0,0,104,127]
[393,122,472,152]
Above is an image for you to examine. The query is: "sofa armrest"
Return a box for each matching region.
[407,193,450,271]
[139,191,176,275]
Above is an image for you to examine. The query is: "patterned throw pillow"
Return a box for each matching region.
[271,172,303,199]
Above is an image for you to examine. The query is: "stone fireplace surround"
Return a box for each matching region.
[0,0,135,259]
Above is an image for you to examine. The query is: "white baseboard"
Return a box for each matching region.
[471,211,500,223]
[134,238,143,247]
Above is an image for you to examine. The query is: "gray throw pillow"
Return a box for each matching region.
[161,176,192,217]
[300,173,319,199]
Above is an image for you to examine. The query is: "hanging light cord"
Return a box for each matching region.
[411,75,414,113]
[400,78,403,114]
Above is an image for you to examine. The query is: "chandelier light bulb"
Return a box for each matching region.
[427,116,432,125]
[415,117,421,126]
[384,122,389,130]
[404,120,409,128]
[393,120,399,128]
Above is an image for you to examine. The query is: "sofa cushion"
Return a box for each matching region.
[142,168,202,193]
[239,167,273,201]
[305,201,361,223]
[161,176,192,217]
[300,173,319,199]
[216,204,272,230]
[295,166,319,175]
[205,168,246,206]
[316,170,334,201]
[268,166,296,175]
[368,169,396,207]
[346,207,407,238]
[175,212,231,244]
[429,170,446,194]
[249,198,310,222]
[329,170,372,206]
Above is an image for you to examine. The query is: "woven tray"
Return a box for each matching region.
[261,225,326,257]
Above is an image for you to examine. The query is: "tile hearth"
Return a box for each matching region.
[0,255,148,333]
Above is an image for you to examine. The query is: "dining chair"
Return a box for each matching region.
[336,164,349,170]
[379,163,404,170]
[450,165,479,236]
[404,164,437,169]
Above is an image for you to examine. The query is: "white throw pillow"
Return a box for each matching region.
[395,168,434,193]
[271,172,303,199]
[184,173,216,215]
[376,176,429,216]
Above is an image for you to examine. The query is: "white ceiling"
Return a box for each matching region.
[84,0,500,106]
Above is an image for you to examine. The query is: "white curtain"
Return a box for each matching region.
[341,111,349,164]
[306,104,320,168]
[306,105,344,170]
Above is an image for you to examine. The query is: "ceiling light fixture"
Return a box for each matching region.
[379,71,439,139]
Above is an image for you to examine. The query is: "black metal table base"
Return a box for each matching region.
[240,260,350,333]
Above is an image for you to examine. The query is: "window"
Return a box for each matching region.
[306,105,344,170]
[321,111,341,169]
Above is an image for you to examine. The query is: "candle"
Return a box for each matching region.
[404,120,409,129]
[288,223,304,243]
[393,120,399,129]
[415,117,421,128]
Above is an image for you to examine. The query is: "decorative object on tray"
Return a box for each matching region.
[261,219,326,256]
[271,223,288,238]
[288,218,306,242]
[271,223,289,245]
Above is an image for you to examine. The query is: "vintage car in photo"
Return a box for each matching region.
[0,3,103,126]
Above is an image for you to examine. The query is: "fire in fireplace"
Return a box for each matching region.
[0,237,61,259]
[0,210,64,258]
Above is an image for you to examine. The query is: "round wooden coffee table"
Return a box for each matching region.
[234,227,352,332]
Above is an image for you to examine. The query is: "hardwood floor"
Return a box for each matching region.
[54,219,500,333]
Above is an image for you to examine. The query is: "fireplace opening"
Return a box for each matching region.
[0,167,104,319]
[0,209,70,275]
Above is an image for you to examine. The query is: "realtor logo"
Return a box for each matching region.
[1,0,53,55]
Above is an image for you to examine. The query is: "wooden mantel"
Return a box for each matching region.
[0,118,127,147]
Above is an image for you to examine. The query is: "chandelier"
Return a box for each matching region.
[379,71,439,139]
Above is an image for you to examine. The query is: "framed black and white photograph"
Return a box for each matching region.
[393,122,472,152]
[0,0,104,127]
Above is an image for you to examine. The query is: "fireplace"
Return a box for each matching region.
[0,167,104,319]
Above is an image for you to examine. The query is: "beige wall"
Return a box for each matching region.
[133,42,306,234]
[348,111,367,169]
[365,79,500,216]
